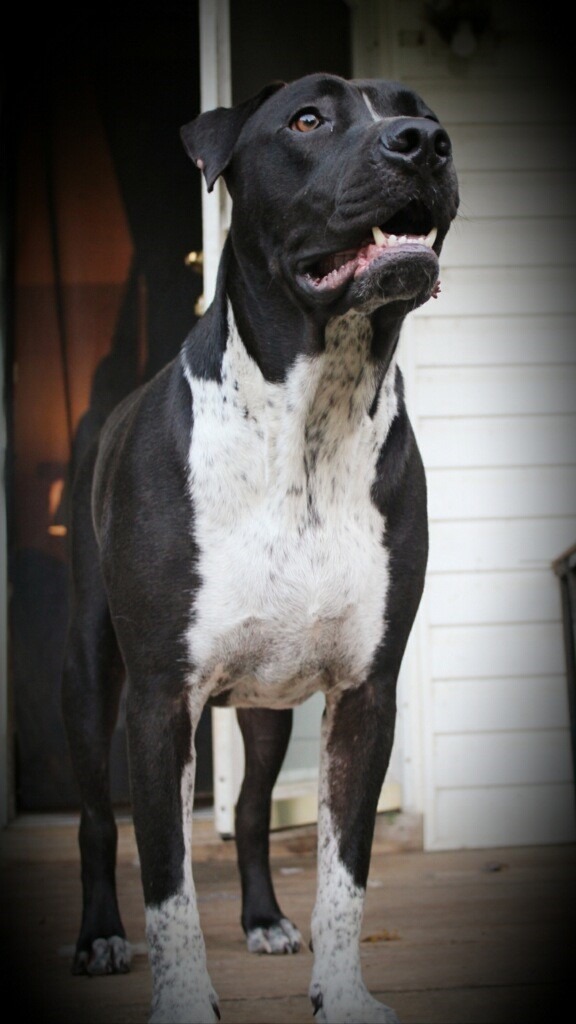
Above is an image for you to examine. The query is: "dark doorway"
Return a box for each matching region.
[6,4,206,810]
[230,0,351,99]
[5,0,351,814]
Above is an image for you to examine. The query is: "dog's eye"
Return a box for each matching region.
[289,109,324,133]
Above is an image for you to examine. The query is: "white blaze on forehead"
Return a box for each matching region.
[362,91,382,122]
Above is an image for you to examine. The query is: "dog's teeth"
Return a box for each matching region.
[367,224,438,253]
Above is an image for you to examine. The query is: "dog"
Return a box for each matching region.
[62,72,459,1023]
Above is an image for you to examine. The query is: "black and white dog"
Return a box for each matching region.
[62,73,459,1023]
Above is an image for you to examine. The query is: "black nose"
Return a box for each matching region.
[380,118,451,172]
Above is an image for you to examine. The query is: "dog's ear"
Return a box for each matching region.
[181,82,285,192]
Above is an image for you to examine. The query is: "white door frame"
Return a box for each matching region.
[198,0,232,307]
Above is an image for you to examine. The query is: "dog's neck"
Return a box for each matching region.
[182,239,405,461]
[223,237,404,384]
[184,303,401,540]
[213,303,401,487]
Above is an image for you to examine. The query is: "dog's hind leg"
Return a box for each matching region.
[61,450,130,975]
[235,707,302,954]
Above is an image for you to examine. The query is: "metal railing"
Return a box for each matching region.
[553,543,576,791]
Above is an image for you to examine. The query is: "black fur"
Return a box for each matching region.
[62,73,458,1021]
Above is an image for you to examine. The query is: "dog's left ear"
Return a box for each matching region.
[181,82,285,192]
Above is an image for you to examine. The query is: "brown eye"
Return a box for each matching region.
[290,110,323,132]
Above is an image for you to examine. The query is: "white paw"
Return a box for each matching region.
[75,935,132,975]
[309,979,399,1024]
[246,917,302,954]
[149,984,220,1023]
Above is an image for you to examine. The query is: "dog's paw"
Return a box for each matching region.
[72,935,132,975]
[246,916,302,954]
[149,988,220,1024]
[309,980,399,1023]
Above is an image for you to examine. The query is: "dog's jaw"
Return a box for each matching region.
[294,244,440,315]
[302,224,438,290]
[295,224,441,311]
[352,243,441,314]
[288,197,447,315]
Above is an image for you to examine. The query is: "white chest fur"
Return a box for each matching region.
[183,308,398,707]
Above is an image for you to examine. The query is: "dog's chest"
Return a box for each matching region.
[183,312,397,706]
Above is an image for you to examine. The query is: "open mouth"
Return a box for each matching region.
[298,201,438,295]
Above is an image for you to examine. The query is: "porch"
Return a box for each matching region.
[1,813,574,1023]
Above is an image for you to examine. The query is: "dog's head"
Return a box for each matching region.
[181,73,459,318]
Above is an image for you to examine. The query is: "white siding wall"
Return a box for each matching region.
[353,0,576,849]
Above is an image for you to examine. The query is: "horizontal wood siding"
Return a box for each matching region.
[413,314,575,366]
[432,677,571,733]
[421,416,576,468]
[427,571,563,626]
[384,0,576,849]
[428,519,576,574]
[435,784,575,848]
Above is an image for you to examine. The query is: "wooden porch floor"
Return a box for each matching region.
[1,812,575,1023]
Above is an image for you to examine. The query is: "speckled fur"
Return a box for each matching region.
[167,303,399,1021]
[183,305,397,707]
[146,723,218,1023]
[309,707,399,1024]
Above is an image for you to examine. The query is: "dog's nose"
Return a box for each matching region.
[380,118,451,172]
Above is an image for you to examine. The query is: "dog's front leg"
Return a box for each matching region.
[126,686,219,1024]
[310,682,400,1024]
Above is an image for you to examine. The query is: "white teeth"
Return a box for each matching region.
[371,225,438,248]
